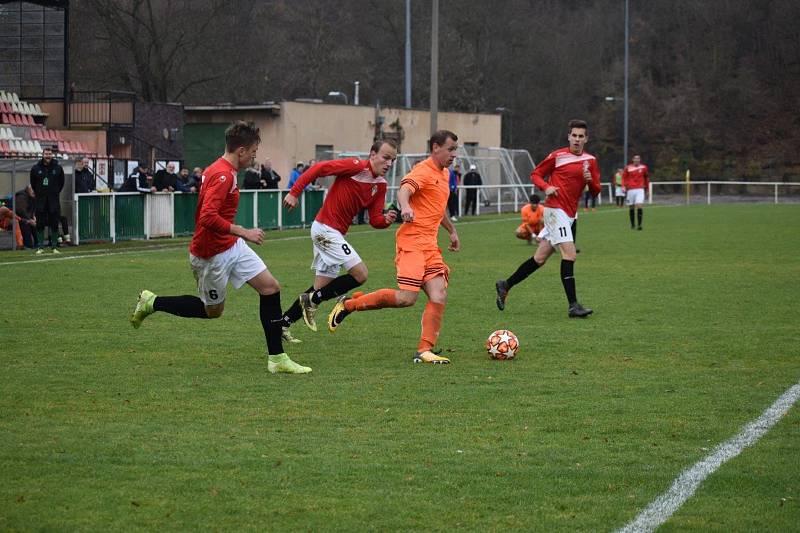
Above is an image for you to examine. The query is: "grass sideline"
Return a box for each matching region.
[1,204,799,530]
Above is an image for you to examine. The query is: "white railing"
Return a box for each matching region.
[649,181,800,205]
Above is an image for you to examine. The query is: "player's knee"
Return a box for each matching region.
[352,269,368,284]
[396,291,418,307]
[205,306,224,319]
[429,290,447,305]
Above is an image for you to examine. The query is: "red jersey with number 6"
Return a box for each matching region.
[190,157,239,259]
[531,147,601,218]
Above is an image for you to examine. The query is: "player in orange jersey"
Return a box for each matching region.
[516,194,544,244]
[326,130,461,364]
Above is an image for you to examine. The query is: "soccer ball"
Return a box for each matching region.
[486,329,519,360]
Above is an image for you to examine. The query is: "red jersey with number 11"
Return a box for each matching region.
[531,147,601,218]
[190,157,239,259]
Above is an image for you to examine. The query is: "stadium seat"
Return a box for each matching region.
[10,92,19,104]
[33,140,42,154]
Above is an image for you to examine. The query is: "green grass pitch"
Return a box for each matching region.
[1,204,799,530]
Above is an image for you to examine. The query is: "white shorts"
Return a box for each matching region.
[615,186,625,197]
[190,238,267,305]
[626,188,645,205]
[310,221,362,278]
[539,207,574,246]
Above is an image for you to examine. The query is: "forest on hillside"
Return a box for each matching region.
[71,0,800,180]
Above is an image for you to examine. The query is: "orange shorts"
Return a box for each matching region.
[395,247,450,292]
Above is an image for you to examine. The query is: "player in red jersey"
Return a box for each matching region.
[495,119,600,318]
[278,139,398,332]
[622,154,650,230]
[129,121,311,374]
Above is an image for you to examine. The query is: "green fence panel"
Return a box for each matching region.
[235,191,255,228]
[304,190,324,222]
[78,195,111,241]
[173,193,198,236]
[281,191,303,228]
[256,191,281,229]
[115,194,145,240]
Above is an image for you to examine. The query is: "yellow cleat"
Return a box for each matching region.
[327,295,350,333]
[413,350,450,364]
[267,353,311,374]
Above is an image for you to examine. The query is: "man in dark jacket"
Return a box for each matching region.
[30,147,65,253]
[73,158,95,193]
[462,164,483,216]
[261,159,281,189]
[14,184,38,249]
[243,163,263,189]
[153,162,177,192]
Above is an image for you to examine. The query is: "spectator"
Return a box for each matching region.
[304,158,317,173]
[73,158,95,193]
[137,169,156,193]
[462,163,482,216]
[14,184,38,249]
[582,184,597,211]
[153,162,178,192]
[175,167,197,193]
[118,164,144,192]
[243,163,263,189]
[30,147,65,253]
[261,159,281,189]
[448,162,461,221]
[288,162,305,189]
[191,167,203,191]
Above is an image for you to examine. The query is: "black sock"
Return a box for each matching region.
[279,286,314,327]
[560,259,577,305]
[507,258,541,289]
[629,207,635,227]
[314,274,361,304]
[261,292,284,355]
[153,295,209,318]
[637,208,643,227]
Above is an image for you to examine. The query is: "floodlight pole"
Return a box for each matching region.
[405,0,412,108]
[623,0,629,167]
[430,0,439,135]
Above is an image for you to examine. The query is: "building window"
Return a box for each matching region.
[315,144,334,161]
[464,142,479,156]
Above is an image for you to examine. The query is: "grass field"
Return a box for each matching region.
[1,204,799,531]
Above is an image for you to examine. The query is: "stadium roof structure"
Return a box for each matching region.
[0,0,67,6]
[184,102,281,114]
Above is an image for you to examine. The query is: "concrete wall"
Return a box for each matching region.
[184,102,501,179]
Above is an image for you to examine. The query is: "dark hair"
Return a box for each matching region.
[370,138,398,154]
[225,121,261,152]
[428,129,458,152]
[568,119,588,132]
[529,193,541,204]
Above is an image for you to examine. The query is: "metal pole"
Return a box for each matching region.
[405,0,412,108]
[11,162,17,250]
[354,81,360,106]
[430,0,439,135]
[623,0,629,167]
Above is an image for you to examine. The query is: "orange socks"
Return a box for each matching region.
[417,301,444,352]
[344,288,399,312]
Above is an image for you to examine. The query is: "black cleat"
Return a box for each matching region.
[637,226,643,231]
[568,302,593,318]
[495,280,509,311]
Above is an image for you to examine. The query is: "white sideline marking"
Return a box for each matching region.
[618,381,800,533]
